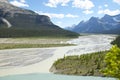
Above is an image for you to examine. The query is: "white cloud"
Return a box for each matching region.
[56,21,62,26]
[72,0,94,10]
[10,0,29,7]
[56,21,62,24]
[98,9,120,16]
[104,4,108,7]
[35,11,79,19]
[20,0,25,3]
[66,14,79,18]
[35,11,64,19]
[45,0,95,10]
[83,10,93,14]
[113,0,120,5]
[98,6,102,9]
[45,0,70,7]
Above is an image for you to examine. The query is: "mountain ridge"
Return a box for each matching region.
[65,14,120,34]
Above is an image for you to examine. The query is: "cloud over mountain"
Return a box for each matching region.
[35,11,79,19]
[98,9,120,16]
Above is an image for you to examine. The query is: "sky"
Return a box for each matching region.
[9,0,120,28]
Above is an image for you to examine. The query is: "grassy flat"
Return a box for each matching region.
[0,37,74,50]
[0,37,73,44]
[0,43,74,50]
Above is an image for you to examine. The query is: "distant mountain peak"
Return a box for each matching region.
[65,14,120,34]
[104,14,111,17]
[88,17,99,23]
[102,14,112,19]
[79,20,84,23]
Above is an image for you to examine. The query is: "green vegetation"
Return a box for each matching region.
[50,51,107,76]
[102,45,120,80]
[0,37,75,49]
[0,27,79,38]
[0,37,73,44]
[0,43,73,50]
[0,3,79,38]
[111,36,120,48]
[51,45,120,80]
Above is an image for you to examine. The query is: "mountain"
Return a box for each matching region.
[0,0,79,38]
[65,24,76,31]
[65,14,120,34]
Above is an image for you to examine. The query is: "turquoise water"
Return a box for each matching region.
[0,73,116,80]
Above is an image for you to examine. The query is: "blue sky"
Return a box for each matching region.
[9,0,120,28]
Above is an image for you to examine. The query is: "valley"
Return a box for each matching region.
[0,0,119,80]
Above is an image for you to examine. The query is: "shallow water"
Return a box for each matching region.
[66,35,116,55]
[0,73,116,80]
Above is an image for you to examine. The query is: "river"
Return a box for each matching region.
[66,34,116,55]
[0,34,116,80]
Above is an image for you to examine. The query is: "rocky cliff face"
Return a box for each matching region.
[0,0,53,28]
[0,1,79,38]
[0,0,9,3]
